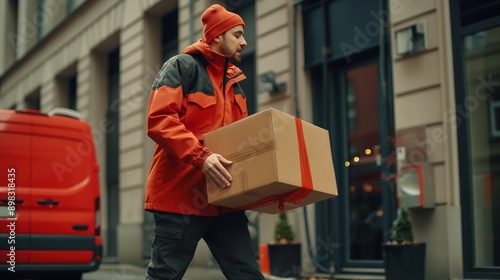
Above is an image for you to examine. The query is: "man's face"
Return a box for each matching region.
[219,25,247,64]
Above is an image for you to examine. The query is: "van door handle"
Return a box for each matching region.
[1,198,24,204]
[73,224,89,231]
[37,199,59,206]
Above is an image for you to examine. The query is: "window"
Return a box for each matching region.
[232,1,256,115]
[452,0,500,278]
[161,9,178,61]
[489,76,500,138]
[105,48,120,258]
[302,0,380,67]
[25,89,41,110]
[463,24,500,269]
[69,74,77,110]
[67,0,86,13]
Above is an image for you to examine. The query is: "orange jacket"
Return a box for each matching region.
[145,40,248,216]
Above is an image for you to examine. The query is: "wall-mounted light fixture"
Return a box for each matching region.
[258,71,287,95]
[397,162,435,209]
[395,23,426,56]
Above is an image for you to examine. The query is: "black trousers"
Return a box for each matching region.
[145,211,265,280]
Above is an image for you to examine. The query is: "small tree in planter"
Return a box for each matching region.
[274,212,295,244]
[389,206,414,244]
[268,212,301,278]
[382,206,426,280]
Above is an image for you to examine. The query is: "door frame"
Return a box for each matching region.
[313,43,396,277]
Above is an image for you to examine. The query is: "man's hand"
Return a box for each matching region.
[202,154,233,188]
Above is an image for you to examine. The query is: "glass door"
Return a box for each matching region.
[337,62,384,262]
[313,55,395,274]
[305,0,395,274]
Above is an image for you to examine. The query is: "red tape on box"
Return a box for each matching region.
[238,117,313,212]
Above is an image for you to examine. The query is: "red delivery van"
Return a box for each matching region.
[0,108,102,280]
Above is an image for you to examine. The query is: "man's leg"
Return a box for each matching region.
[203,211,265,280]
[146,211,211,280]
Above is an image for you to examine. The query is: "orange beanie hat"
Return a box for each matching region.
[201,4,245,43]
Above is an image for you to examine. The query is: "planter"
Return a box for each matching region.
[268,243,301,278]
[382,243,426,280]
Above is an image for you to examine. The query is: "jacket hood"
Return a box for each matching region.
[182,39,241,74]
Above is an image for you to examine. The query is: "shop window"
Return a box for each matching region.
[453,0,500,277]
[463,24,500,269]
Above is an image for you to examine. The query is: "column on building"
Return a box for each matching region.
[116,0,150,266]
[0,0,18,74]
[17,0,39,58]
[389,0,461,279]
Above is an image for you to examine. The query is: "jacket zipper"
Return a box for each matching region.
[220,59,235,216]
[221,58,229,127]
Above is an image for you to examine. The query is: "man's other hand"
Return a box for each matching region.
[202,154,233,188]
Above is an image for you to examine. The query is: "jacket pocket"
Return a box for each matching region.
[185,93,217,133]
[234,94,248,118]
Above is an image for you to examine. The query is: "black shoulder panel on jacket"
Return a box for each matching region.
[151,54,214,96]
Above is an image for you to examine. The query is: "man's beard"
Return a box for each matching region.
[220,41,241,64]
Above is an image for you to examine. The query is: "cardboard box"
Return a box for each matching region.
[203,108,338,214]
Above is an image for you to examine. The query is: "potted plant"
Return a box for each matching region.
[267,212,301,278]
[381,206,426,280]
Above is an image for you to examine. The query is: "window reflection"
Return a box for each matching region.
[463,24,500,267]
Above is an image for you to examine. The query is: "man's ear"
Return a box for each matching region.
[213,35,221,43]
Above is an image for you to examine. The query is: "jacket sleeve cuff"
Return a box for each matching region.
[193,147,213,169]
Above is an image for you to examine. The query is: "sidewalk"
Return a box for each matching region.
[82,263,227,280]
[82,263,302,280]
[82,263,389,280]
[85,262,471,280]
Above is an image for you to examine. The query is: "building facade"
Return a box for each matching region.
[0,0,499,279]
